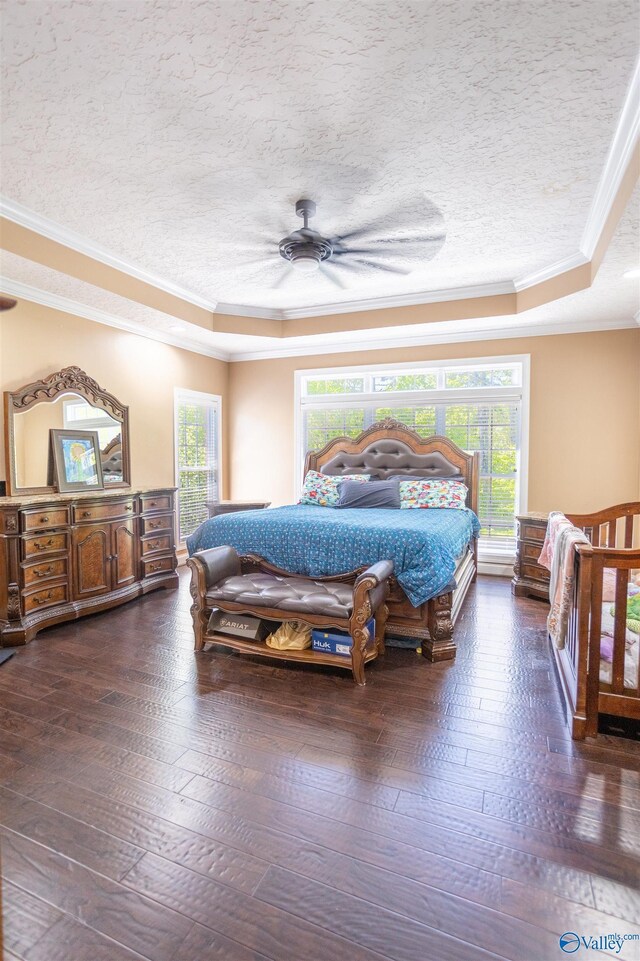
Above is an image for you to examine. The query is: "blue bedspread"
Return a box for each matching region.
[187,505,480,607]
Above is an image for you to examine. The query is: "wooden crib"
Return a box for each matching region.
[552,502,640,739]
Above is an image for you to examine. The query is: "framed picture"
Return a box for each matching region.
[49,429,104,493]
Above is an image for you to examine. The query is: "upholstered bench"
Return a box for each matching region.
[187,546,392,685]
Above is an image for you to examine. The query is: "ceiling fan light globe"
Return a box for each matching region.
[291,253,321,273]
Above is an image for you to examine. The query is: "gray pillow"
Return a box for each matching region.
[338,478,400,509]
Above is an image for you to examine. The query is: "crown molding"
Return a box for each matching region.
[0,278,230,361]
[0,196,219,313]
[513,252,589,292]
[214,300,282,320]
[275,280,516,321]
[580,56,640,259]
[4,276,635,365]
[228,314,637,362]
[211,279,517,321]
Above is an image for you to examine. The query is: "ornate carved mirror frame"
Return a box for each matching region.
[3,366,131,496]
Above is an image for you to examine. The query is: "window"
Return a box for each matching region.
[63,398,121,452]
[296,357,529,552]
[174,389,221,541]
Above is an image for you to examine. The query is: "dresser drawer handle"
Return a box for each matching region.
[148,521,162,530]
[34,566,54,578]
[39,516,49,523]
[125,504,134,511]
[148,563,161,573]
[149,540,161,550]
[33,539,53,551]
[148,501,157,507]
[81,511,92,518]
[33,591,53,605]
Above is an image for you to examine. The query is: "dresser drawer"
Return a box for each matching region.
[73,500,136,523]
[520,561,550,585]
[142,555,175,577]
[22,507,70,532]
[520,522,547,544]
[23,532,68,558]
[142,514,174,536]
[141,533,174,556]
[522,542,545,564]
[23,557,68,587]
[140,493,172,514]
[23,583,69,614]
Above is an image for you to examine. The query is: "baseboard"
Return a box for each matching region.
[478,560,514,577]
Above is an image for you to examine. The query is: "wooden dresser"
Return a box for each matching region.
[511,511,550,601]
[0,487,178,645]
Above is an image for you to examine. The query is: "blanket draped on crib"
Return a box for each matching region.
[538,511,589,649]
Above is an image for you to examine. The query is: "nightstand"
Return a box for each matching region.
[205,500,271,518]
[512,512,550,601]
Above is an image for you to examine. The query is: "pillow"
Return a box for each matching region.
[338,478,400,509]
[399,478,468,510]
[299,470,368,508]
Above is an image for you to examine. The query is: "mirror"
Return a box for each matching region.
[4,366,131,495]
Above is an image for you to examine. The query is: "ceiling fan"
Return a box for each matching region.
[250,198,446,289]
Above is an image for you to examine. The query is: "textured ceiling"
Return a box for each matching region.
[2,183,638,360]
[1,0,638,312]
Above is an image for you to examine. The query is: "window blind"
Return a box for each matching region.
[175,394,220,540]
[299,361,524,548]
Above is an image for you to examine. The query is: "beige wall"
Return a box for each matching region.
[2,304,638,516]
[228,328,640,514]
[0,302,229,494]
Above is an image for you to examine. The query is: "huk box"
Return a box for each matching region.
[311,619,374,656]
[207,610,272,641]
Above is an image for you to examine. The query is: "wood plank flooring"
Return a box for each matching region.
[1,572,639,961]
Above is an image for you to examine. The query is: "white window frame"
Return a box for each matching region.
[174,388,223,543]
[294,354,530,562]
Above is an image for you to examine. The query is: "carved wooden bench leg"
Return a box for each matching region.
[349,617,369,686]
[423,590,456,661]
[187,557,208,652]
[375,603,388,657]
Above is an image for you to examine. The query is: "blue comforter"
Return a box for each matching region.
[187,505,480,607]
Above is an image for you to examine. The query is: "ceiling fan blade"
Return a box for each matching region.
[321,263,348,289]
[271,267,294,289]
[237,256,284,270]
[335,222,446,245]
[332,242,437,258]
[352,258,411,275]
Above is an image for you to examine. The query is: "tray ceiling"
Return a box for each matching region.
[2,182,638,361]
[1,0,638,316]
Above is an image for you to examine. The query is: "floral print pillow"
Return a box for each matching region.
[399,478,468,510]
[299,470,369,507]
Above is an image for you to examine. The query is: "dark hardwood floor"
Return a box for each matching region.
[1,571,639,961]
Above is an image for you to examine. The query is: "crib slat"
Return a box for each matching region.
[586,554,603,736]
[592,525,601,547]
[624,514,634,548]
[611,568,629,695]
[607,520,616,548]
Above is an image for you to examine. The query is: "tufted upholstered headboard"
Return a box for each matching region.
[304,418,479,514]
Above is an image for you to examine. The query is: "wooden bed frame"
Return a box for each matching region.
[304,418,480,661]
[554,503,640,738]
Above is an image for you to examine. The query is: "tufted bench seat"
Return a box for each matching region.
[187,546,392,685]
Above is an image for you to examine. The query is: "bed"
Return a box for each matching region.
[187,419,480,661]
[552,502,640,738]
